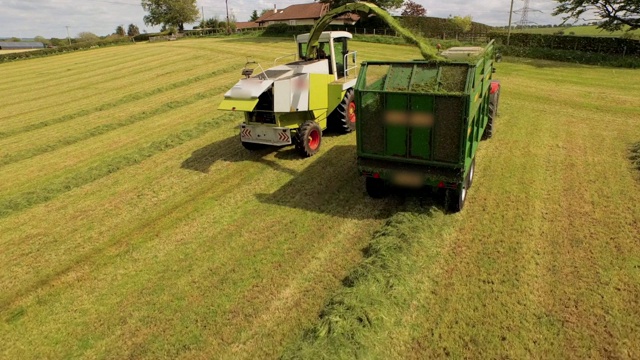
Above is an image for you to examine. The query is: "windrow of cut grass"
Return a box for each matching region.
[0,61,243,140]
[0,68,247,166]
[0,51,245,129]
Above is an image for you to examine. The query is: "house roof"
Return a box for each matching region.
[258,3,329,23]
[235,21,259,30]
[255,10,275,22]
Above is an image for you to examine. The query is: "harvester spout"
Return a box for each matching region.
[305,2,442,61]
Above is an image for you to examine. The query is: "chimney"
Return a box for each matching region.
[274,4,277,12]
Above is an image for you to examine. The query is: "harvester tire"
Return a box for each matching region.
[366,177,386,198]
[295,120,322,157]
[241,141,266,151]
[328,89,356,133]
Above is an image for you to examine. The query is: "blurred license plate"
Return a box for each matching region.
[393,172,423,187]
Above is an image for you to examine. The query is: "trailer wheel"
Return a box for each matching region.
[444,167,471,213]
[467,158,476,189]
[295,120,322,157]
[366,177,386,198]
[328,89,356,133]
[241,141,266,151]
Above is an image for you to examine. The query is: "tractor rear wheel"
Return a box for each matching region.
[295,120,322,157]
[328,89,356,133]
[366,177,386,198]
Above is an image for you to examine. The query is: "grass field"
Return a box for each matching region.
[513,25,640,37]
[0,49,41,54]
[1,38,639,359]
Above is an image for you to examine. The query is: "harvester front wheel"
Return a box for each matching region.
[366,177,386,198]
[295,121,322,157]
[328,89,356,133]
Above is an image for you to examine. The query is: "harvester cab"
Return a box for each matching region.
[218,31,359,157]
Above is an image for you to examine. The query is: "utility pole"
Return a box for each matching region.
[66,26,71,45]
[507,0,514,46]
[225,0,231,34]
[202,6,205,25]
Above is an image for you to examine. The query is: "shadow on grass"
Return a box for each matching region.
[256,145,444,220]
[181,135,298,177]
[630,142,640,173]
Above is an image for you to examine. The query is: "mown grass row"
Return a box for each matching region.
[0,63,242,140]
[0,112,240,219]
[0,78,242,167]
[0,45,159,92]
[1,49,200,106]
[0,52,228,124]
[282,204,452,359]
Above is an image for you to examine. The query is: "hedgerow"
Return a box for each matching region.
[0,38,133,63]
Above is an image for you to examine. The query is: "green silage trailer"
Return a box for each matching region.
[355,41,501,212]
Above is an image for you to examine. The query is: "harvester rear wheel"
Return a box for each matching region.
[328,89,356,133]
[295,120,322,157]
[366,177,386,198]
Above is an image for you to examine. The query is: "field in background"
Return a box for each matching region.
[513,25,640,37]
[0,38,639,358]
[0,49,41,54]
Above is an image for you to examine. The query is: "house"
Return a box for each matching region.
[0,41,45,50]
[235,22,260,30]
[256,3,360,27]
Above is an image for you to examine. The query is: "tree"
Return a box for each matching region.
[250,10,259,21]
[9,37,21,42]
[554,0,640,31]
[34,35,51,46]
[401,0,426,17]
[141,0,200,33]
[77,32,100,42]
[318,0,404,10]
[128,24,141,37]
[200,17,219,29]
[115,25,126,36]
[449,15,472,33]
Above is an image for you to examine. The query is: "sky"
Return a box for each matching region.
[0,0,568,39]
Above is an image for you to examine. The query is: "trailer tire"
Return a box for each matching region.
[444,166,471,213]
[328,88,356,133]
[467,158,476,189]
[366,177,386,198]
[241,141,266,151]
[295,120,322,157]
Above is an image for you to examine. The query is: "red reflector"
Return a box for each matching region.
[437,182,445,188]
[373,173,380,179]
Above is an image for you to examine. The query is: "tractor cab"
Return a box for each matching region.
[297,31,357,81]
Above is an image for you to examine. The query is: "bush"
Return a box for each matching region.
[490,32,640,56]
[497,45,640,68]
